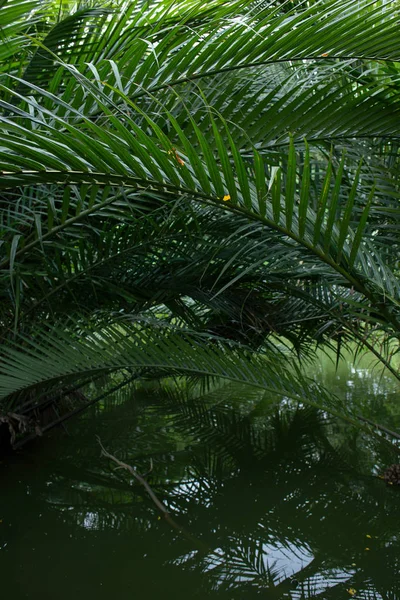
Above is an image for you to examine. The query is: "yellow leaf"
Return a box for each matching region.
[365,547,370,551]
[366,534,372,538]
[168,148,185,166]
[347,589,357,596]
[222,195,231,201]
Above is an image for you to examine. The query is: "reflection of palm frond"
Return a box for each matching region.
[204,539,282,590]
[36,380,400,597]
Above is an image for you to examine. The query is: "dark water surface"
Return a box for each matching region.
[1,352,400,599]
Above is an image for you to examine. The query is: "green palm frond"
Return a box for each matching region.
[17,8,109,90]
[1,0,400,422]
[0,319,354,421]
[0,0,45,68]
[2,71,399,330]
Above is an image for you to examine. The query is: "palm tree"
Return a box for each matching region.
[0,0,400,436]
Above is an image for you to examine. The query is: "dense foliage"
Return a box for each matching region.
[1,0,400,432]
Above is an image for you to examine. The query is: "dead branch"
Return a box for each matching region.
[357,415,400,440]
[97,437,210,552]
[97,436,170,516]
[0,412,30,445]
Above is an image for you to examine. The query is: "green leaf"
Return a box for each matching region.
[298,140,310,239]
[285,136,297,231]
[254,149,267,217]
[336,159,363,264]
[349,186,375,269]
[324,152,346,255]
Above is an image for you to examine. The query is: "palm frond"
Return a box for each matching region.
[0,319,354,423]
[1,0,400,426]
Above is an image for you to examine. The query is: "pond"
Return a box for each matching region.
[1,351,399,599]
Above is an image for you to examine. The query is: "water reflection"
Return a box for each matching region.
[1,353,400,599]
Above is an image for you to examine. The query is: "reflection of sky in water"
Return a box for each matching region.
[260,542,314,580]
[82,511,100,530]
[204,541,311,579]
[291,568,354,598]
[201,541,356,594]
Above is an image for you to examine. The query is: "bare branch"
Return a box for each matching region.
[97,436,170,516]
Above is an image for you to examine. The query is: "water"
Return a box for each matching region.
[1,352,400,599]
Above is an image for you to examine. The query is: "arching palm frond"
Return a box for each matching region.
[1,70,398,335]
[0,0,400,431]
[0,319,354,426]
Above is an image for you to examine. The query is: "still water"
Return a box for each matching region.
[1,352,400,599]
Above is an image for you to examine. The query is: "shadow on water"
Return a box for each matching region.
[1,351,400,599]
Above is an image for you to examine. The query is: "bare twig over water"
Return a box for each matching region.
[97,437,209,552]
[97,436,170,515]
